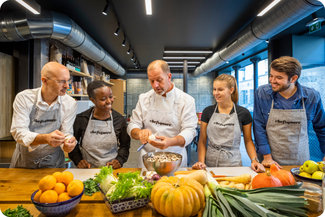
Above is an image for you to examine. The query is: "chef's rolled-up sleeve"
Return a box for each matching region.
[178,96,197,147]
[10,92,40,152]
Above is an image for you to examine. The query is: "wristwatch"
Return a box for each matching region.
[251,158,260,163]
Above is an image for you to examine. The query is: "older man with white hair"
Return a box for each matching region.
[10,62,77,168]
[127,60,198,168]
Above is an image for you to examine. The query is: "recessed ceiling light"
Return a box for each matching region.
[257,0,281,16]
[145,0,152,15]
[16,0,40,14]
[164,51,212,54]
[163,57,206,59]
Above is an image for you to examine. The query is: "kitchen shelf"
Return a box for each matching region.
[68,94,88,97]
[68,68,93,78]
[103,80,114,86]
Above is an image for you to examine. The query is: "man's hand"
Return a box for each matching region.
[138,129,152,144]
[107,159,121,169]
[77,159,91,168]
[149,135,173,149]
[262,154,282,168]
[47,130,65,147]
[192,162,206,170]
[63,137,76,153]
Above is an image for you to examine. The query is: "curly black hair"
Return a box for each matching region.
[87,80,111,100]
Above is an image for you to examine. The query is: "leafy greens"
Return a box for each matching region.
[83,178,99,196]
[2,205,33,217]
[94,166,117,194]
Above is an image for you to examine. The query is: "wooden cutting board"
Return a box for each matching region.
[64,168,101,181]
[208,167,257,177]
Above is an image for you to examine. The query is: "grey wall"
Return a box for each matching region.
[126,72,216,117]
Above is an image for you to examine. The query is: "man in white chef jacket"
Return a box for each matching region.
[127,60,197,168]
[10,62,77,168]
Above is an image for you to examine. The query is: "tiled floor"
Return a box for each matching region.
[123,137,251,168]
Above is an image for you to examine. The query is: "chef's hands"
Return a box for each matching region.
[261,154,282,168]
[77,159,91,168]
[107,159,121,169]
[149,135,174,149]
[138,129,153,144]
[63,137,76,153]
[251,162,266,173]
[47,130,65,147]
[192,162,206,170]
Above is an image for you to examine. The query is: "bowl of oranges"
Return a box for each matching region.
[31,171,84,217]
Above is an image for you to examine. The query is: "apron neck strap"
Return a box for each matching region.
[215,102,237,114]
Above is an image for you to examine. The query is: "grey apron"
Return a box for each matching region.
[138,92,187,168]
[81,110,118,168]
[205,103,242,167]
[10,89,64,168]
[266,98,309,165]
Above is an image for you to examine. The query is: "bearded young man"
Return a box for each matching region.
[127,60,197,168]
[253,56,325,167]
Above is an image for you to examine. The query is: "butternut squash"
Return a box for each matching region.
[175,170,208,185]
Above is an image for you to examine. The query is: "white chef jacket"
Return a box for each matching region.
[10,87,77,152]
[127,85,197,147]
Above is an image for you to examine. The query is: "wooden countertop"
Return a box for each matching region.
[0,166,322,216]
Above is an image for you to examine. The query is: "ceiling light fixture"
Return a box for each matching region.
[266,39,270,43]
[145,0,152,15]
[166,61,200,64]
[15,0,40,14]
[164,51,212,54]
[127,46,131,54]
[163,57,206,59]
[257,0,281,16]
[122,37,126,47]
[102,0,110,15]
[169,65,196,68]
[131,55,135,61]
[114,26,121,36]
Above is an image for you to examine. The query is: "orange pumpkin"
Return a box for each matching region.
[251,171,282,189]
[270,164,296,186]
[151,176,205,217]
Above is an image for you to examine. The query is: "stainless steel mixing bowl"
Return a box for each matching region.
[142,152,182,176]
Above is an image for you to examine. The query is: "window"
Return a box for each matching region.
[258,59,268,86]
[299,66,325,162]
[238,64,254,112]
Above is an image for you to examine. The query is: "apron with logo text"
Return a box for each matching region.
[205,103,242,167]
[138,92,187,168]
[266,98,309,165]
[81,110,118,168]
[10,89,64,168]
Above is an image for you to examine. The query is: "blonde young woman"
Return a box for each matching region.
[193,74,265,172]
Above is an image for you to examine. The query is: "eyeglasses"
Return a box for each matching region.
[46,77,72,85]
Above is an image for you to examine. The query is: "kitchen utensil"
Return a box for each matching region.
[142,152,182,176]
[137,143,148,152]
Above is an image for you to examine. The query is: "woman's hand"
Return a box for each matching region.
[251,162,266,173]
[192,162,206,170]
[77,159,91,168]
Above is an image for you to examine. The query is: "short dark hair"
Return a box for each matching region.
[87,80,111,100]
[270,56,302,80]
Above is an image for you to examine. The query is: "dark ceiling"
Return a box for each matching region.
[2,0,324,73]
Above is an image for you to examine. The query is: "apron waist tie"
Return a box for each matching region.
[215,146,234,166]
[34,155,52,166]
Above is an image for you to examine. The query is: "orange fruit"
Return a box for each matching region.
[57,171,74,186]
[40,190,58,203]
[67,180,84,197]
[39,175,57,191]
[52,172,62,182]
[58,192,72,202]
[53,182,66,195]
[34,189,42,202]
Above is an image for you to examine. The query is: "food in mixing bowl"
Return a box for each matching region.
[147,153,181,162]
